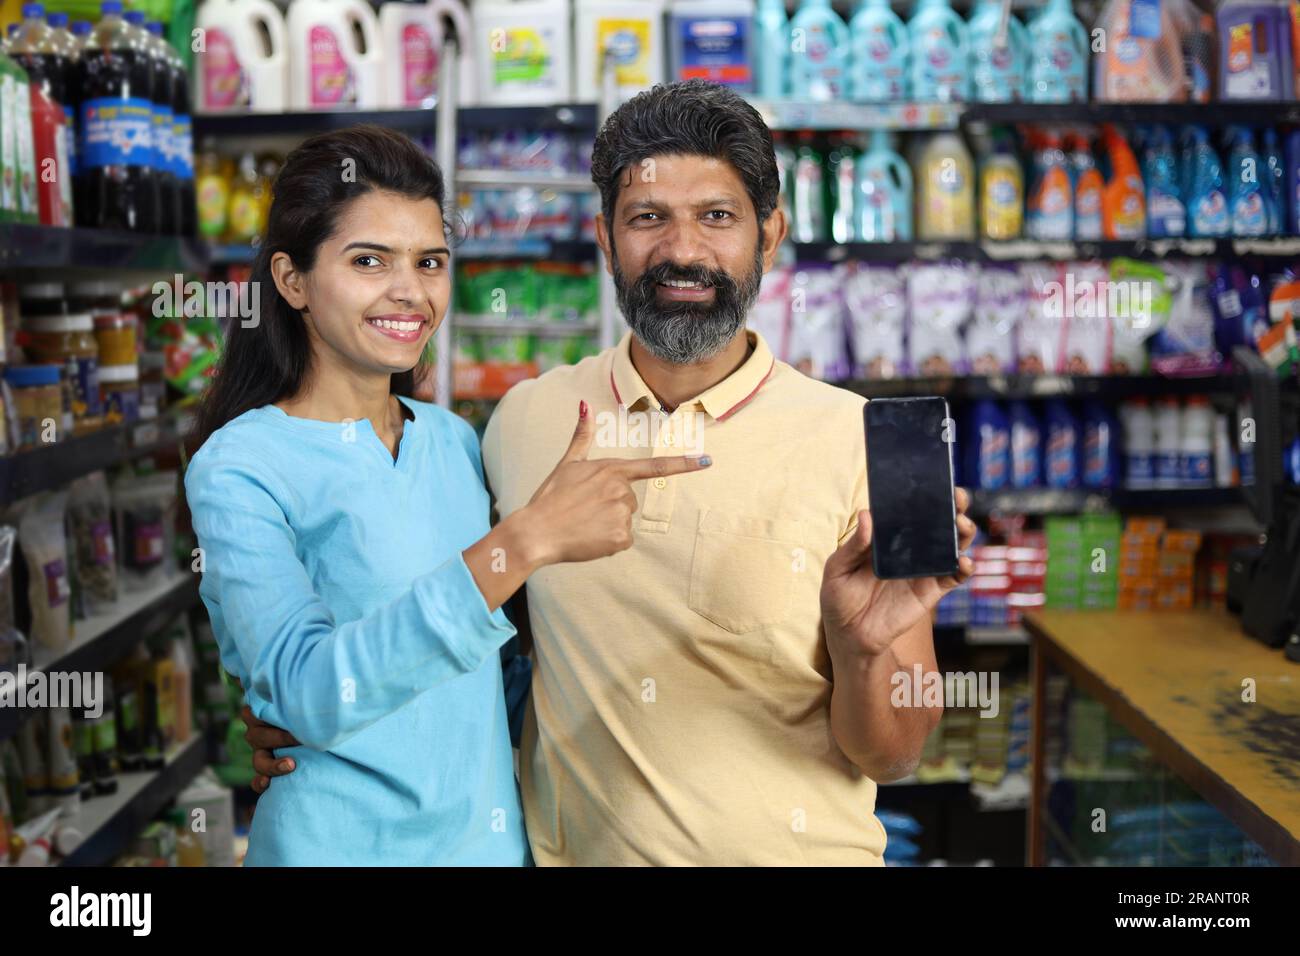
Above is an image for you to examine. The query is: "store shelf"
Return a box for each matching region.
[58,734,207,866]
[969,485,1246,517]
[456,170,594,192]
[837,373,1236,401]
[0,223,209,272]
[456,319,598,335]
[0,413,188,509]
[754,99,963,131]
[1110,486,1244,510]
[457,103,599,132]
[0,574,201,742]
[793,236,1300,263]
[192,107,436,138]
[964,101,1300,127]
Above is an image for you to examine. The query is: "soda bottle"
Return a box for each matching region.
[69,20,92,218]
[139,19,177,234]
[77,0,158,232]
[10,3,71,226]
[157,23,194,236]
[45,13,79,211]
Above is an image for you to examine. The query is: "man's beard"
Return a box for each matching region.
[612,241,764,365]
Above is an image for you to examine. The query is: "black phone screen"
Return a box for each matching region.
[864,397,960,580]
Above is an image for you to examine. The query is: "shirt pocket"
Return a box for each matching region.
[687,508,806,634]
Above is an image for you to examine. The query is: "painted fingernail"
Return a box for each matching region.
[697,455,712,467]
[579,400,588,419]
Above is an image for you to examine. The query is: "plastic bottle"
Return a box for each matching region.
[287,0,383,109]
[2,26,39,224]
[195,139,230,239]
[980,130,1023,240]
[473,0,572,106]
[169,808,206,866]
[1184,125,1229,237]
[1067,130,1103,240]
[968,399,1010,490]
[848,0,909,101]
[1181,395,1214,487]
[137,19,178,235]
[1226,126,1269,237]
[668,0,755,90]
[1217,0,1294,100]
[828,133,858,243]
[755,0,789,98]
[968,0,1028,102]
[1183,7,1217,103]
[790,130,827,242]
[45,12,78,205]
[1008,400,1041,488]
[1082,400,1120,489]
[160,24,195,236]
[1142,125,1186,239]
[855,128,912,241]
[170,636,193,744]
[1027,0,1088,103]
[195,0,289,113]
[1261,126,1284,235]
[1153,395,1182,488]
[10,2,70,227]
[226,151,264,243]
[1286,127,1300,235]
[907,0,969,102]
[1026,128,1073,241]
[915,130,975,240]
[1044,398,1080,489]
[576,0,665,100]
[1100,124,1146,239]
[1214,410,1237,485]
[68,19,91,218]
[76,1,156,232]
[1092,0,1191,102]
[378,0,475,108]
[788,0,850,100]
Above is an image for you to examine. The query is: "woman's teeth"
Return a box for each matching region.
[368,318,423,331]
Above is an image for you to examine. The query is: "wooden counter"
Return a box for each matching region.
[1023,608,1300,866]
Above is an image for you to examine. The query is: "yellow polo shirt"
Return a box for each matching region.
[481,328,886,865]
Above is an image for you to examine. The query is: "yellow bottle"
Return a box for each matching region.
[195,144,231,240]
[916,132,975,241]
[226,153,262,245]
[168,809,205,867]
[980,140,1024,241]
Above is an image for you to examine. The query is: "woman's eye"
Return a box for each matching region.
[421,257,444,270]
[354,255,381,268]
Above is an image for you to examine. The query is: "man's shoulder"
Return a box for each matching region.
[490,349,612,431]
[767,359,868,419]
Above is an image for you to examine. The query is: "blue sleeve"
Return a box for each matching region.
[185,449,516,751]
[500,645,532,749]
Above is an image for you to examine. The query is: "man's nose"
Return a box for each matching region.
[652,217,711,267]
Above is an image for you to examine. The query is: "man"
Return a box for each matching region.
[246,80,975,865]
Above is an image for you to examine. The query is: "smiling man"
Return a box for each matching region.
[245,80,975,865]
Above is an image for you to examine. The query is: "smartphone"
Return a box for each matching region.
[864,397,960,580]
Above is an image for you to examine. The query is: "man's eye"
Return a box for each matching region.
[634,212,661,222]
[705,210,733,222]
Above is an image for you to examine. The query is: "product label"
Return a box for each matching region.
[43,557,70,607]
[202,27,247,109]
[977,424,1009,489]
[1193,190,1229,235]
[1,74,15,214]
[1148,190,1186,236]
[1182,451,1212,484]
[1011,425,1040,487]
[914,26,963,98]
[153,103,174,177]
[596,18,652,87]
[1046,427,1077,487]
[1129,0,1162,40]
[1232,191,1268,235]
[1156,451,1181,482]
[309,25,354,106]
[173,115,194,180]
[80,97,153,169]
[91,519,115,565]
[63,104,76,178]
[677,16,751,87]
[1225,21,1280,96]
[401,23,437,105]
[1126,451,1155,486]
[55,122,71,224]
[490,26,557,89]
[16,79,36,216]
[795,23,844,98]
[68,355,102,418]
[133,521,164,566]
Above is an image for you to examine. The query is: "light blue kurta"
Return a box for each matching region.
[184,395,528,865]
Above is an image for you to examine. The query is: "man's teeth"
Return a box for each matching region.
[662,279,706,288]
[369,319,423,331]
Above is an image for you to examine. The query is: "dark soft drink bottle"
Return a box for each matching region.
[77,0,158,232]
[137,18,177,233]
[45,13,80,206]
[69,19,92,220]
[165,27,195,236]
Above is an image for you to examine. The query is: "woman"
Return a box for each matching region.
[185,125,710,865]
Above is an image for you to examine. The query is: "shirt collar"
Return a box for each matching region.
[608,328,776,421]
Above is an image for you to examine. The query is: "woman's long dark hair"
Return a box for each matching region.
[192,124,450,450]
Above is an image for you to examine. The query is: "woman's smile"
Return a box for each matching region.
[364,313,430,343]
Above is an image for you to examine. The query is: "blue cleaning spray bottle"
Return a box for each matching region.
[1142,125,1186,238]
[1226,125,1269,237]
[1185,126,1230,238]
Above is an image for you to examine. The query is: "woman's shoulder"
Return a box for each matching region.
[186,407,292,495]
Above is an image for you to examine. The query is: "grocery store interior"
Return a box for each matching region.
[0,0,1297,869]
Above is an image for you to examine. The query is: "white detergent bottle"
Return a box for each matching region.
[378,0,476,108]
[576,0,665,101]
[195,0,288,113]
[472,0,572,105]
[287,0,383,110]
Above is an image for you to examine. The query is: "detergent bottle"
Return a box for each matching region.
[472,0,572,106]
[755,0,789,98]
[789,0,850,100]
[668,0,756,90]
[1100,124,1146,239]
[908,0,969,101]
[1142,125,1186,238]
[979,129,1023,239]
[848,0,909,100]
[377,0,476,108]
[1184,125,1230,237]
[1026,128,1073,241]
[968,0,1029,102]
[1285,127,1300,234]
[194,0,288,113]
[287,0,383,109]
[1262,126,1285,234]
[855,129,912,240]
[1092,0,1191,102]
[1067,130,1104,240]
[791,130,828,242]
[1226,126,1269,236]
[1027,0,1088,102]
[915,131,975,239]
[576,0,666,100]
[1217,0,1294,100]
